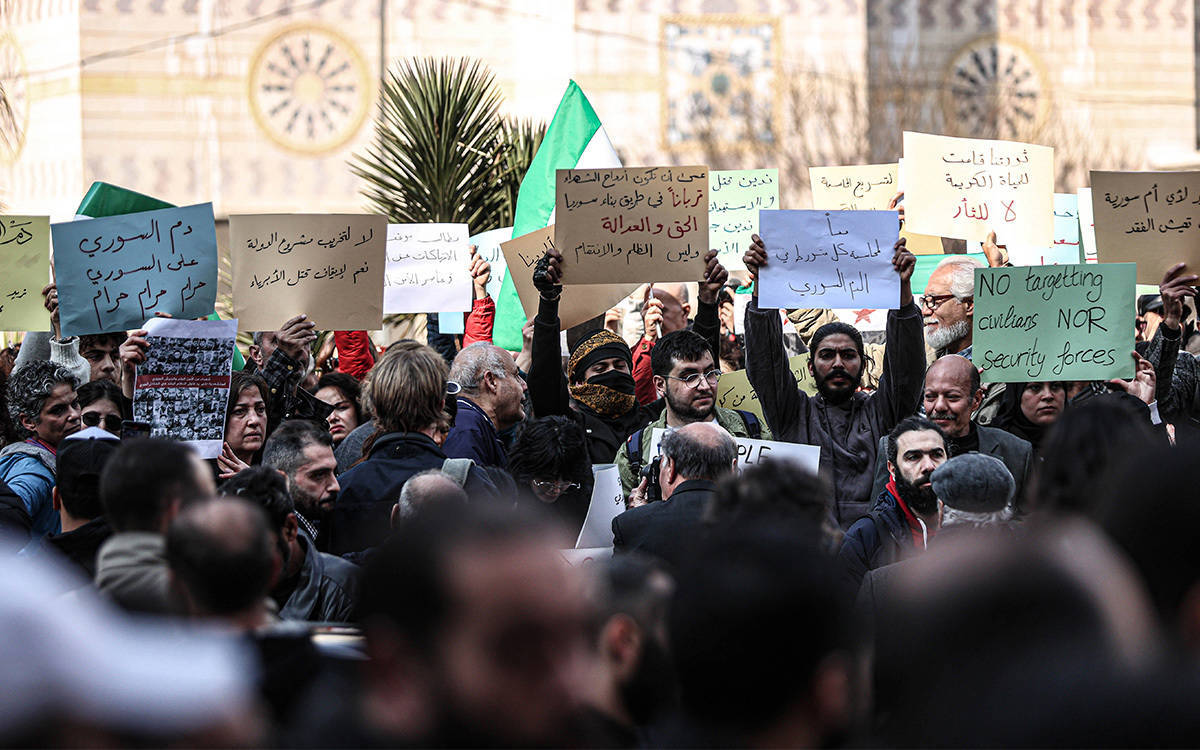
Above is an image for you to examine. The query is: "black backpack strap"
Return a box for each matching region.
[735,409,762,439]
[625,427,647,476]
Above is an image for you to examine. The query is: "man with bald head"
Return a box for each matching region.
[612,422,738,570]
[869,355,1032,505]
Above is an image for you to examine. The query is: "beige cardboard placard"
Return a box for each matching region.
[716,353,817,422]
[555,166,709,284]
[902,131,1054,247]
[813,162,942,255]
[230,214,386,332]
[0,216,52,332]
[1089,171,1200,283]
[501,225,638,331]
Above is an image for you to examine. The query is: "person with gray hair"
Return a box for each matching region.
[392,469,469,524]
[442,342,528,468]
[612,422,737,570]
[0,361,81,542]
[923,254,986,358]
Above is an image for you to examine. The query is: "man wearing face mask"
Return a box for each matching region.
[839,416,947,589]
[528,248,656,464]
[743,234,924,528]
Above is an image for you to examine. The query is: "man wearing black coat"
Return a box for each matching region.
[611,422,737,571]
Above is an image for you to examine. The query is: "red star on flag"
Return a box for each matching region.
[853,309,875,324]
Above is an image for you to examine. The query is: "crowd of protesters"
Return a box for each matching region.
[5,205,1200,748]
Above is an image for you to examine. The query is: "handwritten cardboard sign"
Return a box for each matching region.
[0,216,52,332]
[902,131,1054,247]
[52,203,218,336]
[710,169,778,272]
[1009,193,1084,266]
[649,427,821,475]
[230,214,386,332]
[383,223,473,315]
[575,464,623,550]
[758,209,900,310]
[1089,171,1200,283]
[555,166,709,284]
[501,225,638,331]
[716,353,817,421]
[133,317,236,459]
[1077,187,1098,264]
[809,163,897,211]
[973,263,1135,383]
[896,158,949,255]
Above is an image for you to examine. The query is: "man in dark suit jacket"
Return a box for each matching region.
[867,355,1032,508]
[611,422,738,570]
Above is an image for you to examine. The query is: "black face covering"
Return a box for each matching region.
[587,370,635,394]
[570,370,638,420]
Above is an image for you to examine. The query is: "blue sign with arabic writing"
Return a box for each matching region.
[52,203,218,336]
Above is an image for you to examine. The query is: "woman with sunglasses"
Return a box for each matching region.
[76,380,130,437]
[507,416,594,538]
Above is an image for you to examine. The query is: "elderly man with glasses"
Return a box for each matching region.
[616,329,770,499]
[922,255,987,359]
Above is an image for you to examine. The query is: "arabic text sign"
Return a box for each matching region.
[758,209,900,310]
[384,223,472,314]
[501,225,639,330]
[0,216,52,332]
[716,353,816,422]
[1077,187,1098,263]
[709,169,778,272]
[649,428,821,475]
[1089,171,1200,283]
[575,464,623,549]
[973,263,1135,383]
[902,131,1054,247]
[809,163,897,211]
[556,166,709,284]
[133,317,236,459]
[230,214,386,331]
[52,203,218,336]
[1009,193,1083,266]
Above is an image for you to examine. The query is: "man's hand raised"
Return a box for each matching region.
[892,237,915,307]
[532,246,563,301]
[742,234,767,295]
[1160,262,1198,331]
[275,315,317,361]
[697,249,729,305]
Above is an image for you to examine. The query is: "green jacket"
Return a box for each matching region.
[615,407,772,497]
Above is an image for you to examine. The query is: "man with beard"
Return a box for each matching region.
[576,555,678,747]
[262,420,339,547]
[743,235,924,527]
[922,255,985,358]
[839,416,947,588]
[616,330,769,497]
[867,355,1032,502]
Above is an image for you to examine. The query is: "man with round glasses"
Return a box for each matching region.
[616,329,771,498]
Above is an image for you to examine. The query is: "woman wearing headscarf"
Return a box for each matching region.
[992,381,1067,453]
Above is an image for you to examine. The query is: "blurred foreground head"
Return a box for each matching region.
[358,502,589,747]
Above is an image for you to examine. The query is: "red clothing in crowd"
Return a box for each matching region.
[333,331,375,380]
[464,297,495,346]
[885,477,936,549]
[632,336,657,405]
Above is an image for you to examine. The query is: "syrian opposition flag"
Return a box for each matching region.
[492,80,621,351]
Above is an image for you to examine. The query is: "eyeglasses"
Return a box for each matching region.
[667,369,722,388]
[82,412,123,432]
[532,479,580,496]
[919,293,962,311]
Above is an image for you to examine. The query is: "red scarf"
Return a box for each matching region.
[885,478,934,549]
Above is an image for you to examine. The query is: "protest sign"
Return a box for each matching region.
[52,204,218,337]
[133,317,236,459]
[716,353,817,421]
[555,166,708,284]
[1077,187,1098,263]
[575,464,623,549]
[709,169,778,272]
[230,214,386,332]
[911,253,988,296]
[1009,193,1083,266]
[809,163,897,211]
[896,158,947,255]
[649,428,821,475]
[560,548,612,566]
[1089,171,1200,283]
[384,223,473,315]
[501,225,639,330]
[902,131,1054,247]
[0,216,52,332]
[973,263,1135,383]
[432,227,512,332]
[758,209,900,310]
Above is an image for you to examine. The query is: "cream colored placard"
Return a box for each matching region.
[1090,171,1200,284]
[809,163,897,211]
[716,354,817,422]
[0,216,52,332]
[500,225,639,331]
[230,214,386,332]
[902,131,1054,247]
[896,158,948,255]
[555,166,709,284]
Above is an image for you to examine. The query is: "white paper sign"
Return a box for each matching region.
[575,464,624,550]
[649,429,821,475]
[133,317,237,459]
[1077,187,1098,263]
[384,223,472,314]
